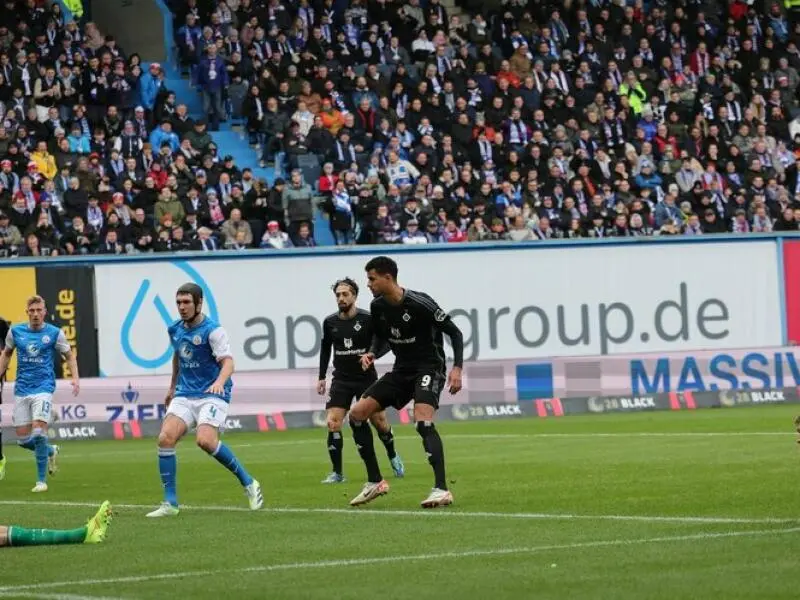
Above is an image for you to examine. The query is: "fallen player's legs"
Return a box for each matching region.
[0,501,112,547]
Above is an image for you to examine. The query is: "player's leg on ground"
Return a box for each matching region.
[415,403,453,508]
[323,407,346,482]
[369,411,404,477]
[349,397,383,483]
[0,501,113,547]
[197,422,263,509]
[155,415,186,510]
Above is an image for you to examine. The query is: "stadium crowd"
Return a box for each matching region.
[2,0,800,258]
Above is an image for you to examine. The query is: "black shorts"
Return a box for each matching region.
[362,370,445,411]
[326,378,375,411]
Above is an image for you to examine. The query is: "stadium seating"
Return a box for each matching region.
[2,0,800,258]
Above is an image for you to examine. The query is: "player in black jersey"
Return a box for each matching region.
[317,278,405,484]
[349,256,464,509]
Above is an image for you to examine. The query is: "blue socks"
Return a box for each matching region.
[210,442,254,487]
[157,448,178,507]
[157,442,253,507]
[17,436,35,451]
[31,428,48,483]
[18,437,56,456]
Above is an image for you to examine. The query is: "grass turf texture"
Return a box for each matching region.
[1,406,800,599]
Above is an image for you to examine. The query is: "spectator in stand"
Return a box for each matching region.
[281,169,314,244]
[197,45,228,131]
[8,0,800,264]
[260,219,293,249]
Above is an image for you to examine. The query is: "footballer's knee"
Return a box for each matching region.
[327,408,345,432]
[349,400,370,423]
[416,420,437,438]
[157,430,179,449]
[369,411,389,432]
[195,430,219,454]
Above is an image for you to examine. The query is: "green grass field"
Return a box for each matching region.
[2,406,800,599]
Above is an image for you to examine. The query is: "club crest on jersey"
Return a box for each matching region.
[192,335,202,345]
[434,309,447,322]
[42,335,51,344]
[344,338,353,349]
[353,322,362,332]
[391,327,401,338]
[402,311,411,322]
[180,343,193,359]
[26,343,39,357]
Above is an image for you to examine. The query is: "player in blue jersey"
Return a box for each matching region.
[0,317,9,480]
[146,283,263,517]
[0,296,77,492]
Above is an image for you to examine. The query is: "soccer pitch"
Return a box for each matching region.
[2,406,800,599]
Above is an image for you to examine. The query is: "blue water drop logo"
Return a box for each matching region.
[120,261,219,369]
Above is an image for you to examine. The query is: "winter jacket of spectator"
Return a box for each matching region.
[155,196,186,224]
[31,150,57,180]
[149,127,180,153]
[281,183,314,223]
[654,202,682,228]
[221,219,254,246]
[197,56,229,92]
[263,109,289,138]
[130,220,156,252]
[138,72,161,110]
[61,226,97,254]
[67,134,91,154]
[260,231,293,249]
[184,129,213,154]
[320,108,345,135]
[507,227,534,241]
[618,82,647,115]
[0,223,22,248]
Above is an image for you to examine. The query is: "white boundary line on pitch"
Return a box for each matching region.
[2,431,794,463]
[0,500,795,525]
[2,526,799,593]
[0,593,127,600]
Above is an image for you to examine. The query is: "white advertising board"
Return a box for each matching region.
[94,242,782,376]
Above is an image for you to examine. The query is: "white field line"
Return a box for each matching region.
[0,500,795,525]
[0,593,127,600]
[3,431,793,463]
[1,526,799,593]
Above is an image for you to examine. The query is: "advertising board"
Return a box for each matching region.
[93,242,782,376]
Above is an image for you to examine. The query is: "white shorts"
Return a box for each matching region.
[167,396,229,431]
[13,393,54,427]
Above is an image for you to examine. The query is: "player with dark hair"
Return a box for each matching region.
[317,278,404,484]
[349,256,464,508]
[145,283,263,517]
[0,316,8,480]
